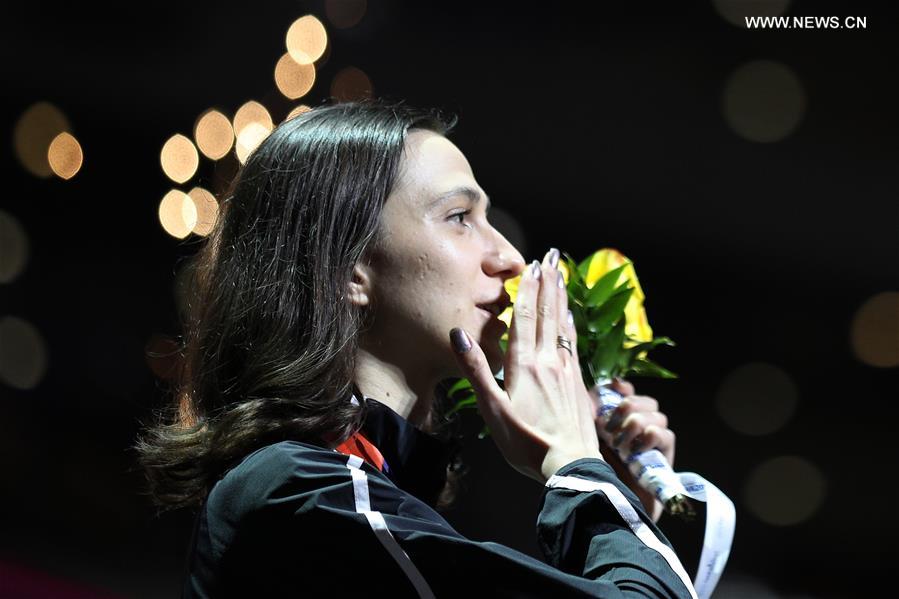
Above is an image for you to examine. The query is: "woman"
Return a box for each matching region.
[136,100,690,597]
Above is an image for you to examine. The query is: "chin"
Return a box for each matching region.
[443,321,504,378]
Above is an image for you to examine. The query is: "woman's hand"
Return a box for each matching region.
[588,378,676,522]
[449,248,603,484]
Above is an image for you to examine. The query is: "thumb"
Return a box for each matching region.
[449,327,508,428]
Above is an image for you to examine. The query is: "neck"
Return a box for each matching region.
[354,345,440,430]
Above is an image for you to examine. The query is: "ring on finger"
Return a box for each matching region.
[556,335,572,356]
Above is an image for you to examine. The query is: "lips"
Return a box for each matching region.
[476,303,506,317]
[476,290,512,317]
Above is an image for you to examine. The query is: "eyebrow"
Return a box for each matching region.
[429,186,492,212]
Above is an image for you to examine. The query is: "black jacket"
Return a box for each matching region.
[182,396,695,598]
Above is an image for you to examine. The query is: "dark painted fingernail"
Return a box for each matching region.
[567,309,574,328]
[630,437,645,453]
[450,328,471,354]
[557,270,564,288]
[530,260,541,279]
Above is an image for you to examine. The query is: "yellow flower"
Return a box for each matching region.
[496,251,652,357]
[584,248,653,348]
[499,261,570,333]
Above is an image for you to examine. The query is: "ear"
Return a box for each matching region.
[347,261,373,308]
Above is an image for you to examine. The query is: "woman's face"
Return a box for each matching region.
[356,129,526,378]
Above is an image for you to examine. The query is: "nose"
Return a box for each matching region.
[484,227,527,280]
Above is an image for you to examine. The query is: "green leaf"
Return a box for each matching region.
[584,263,631,307]
[562,253,582,285]
[587,286,633,333]
[447,378,474,398]
[625,336,676,355]
[576,333,590,357]
[446,393,477,416]
[570,302,589,334]
[583,359,598,390]
[561,253,586,302]
[591,318,627,380]
[625,359,679,379]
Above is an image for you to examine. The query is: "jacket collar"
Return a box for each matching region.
[341,390,461,508]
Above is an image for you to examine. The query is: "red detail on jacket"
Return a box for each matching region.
[333,430,388,473]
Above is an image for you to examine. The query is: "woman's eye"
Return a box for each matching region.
[450,210,472,226]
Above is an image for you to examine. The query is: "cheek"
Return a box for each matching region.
[388,252,441,316]
[405,246,458,287]
[383,237,474,317]
[413,252,435,282]
[416,258,473,323]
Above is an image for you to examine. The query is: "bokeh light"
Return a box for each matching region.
[286,15,328,64]
[194,110,234,160]
[235,122,272,164]
[325,0,367,29]
[158,189,198,239]
[274,53,317,99]
[723,60,806,143]
[47,132,83,180]
[0,316,48,390]
[160,134,200,184]
[285,104,313,121]
[331,66,373,102]
[850,291,899,367]
[187,187,219,236]
[715,362,798,435]
[13,102,71,178]
[0,211,29,284]
[713,0,791,28]
[232,101,273,139]
[744,456,826,526]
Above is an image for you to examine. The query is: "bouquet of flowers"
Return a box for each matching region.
[447,249,734,594]
[448,248,695,518]
[448,248,677,435]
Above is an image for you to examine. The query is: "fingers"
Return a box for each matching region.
[600,394,672,459]
[536,248,560,353]
[611,425,677,468]
[555,257,571,363]
[506,260,540,366]
[506,247,564,372]
[602,395,659,432]
[610,377,636,396]
[637,426,675,466]
[607,411,669,452]
[449,327,509,430]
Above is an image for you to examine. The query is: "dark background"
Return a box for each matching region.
[2,1,896,597]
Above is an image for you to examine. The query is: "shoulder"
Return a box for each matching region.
[228,439,345,478]
[207,440,354,515]
[199,439,453,547]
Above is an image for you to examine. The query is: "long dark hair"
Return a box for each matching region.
[135,100,467,513]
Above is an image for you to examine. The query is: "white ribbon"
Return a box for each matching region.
[595,382,735,599]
